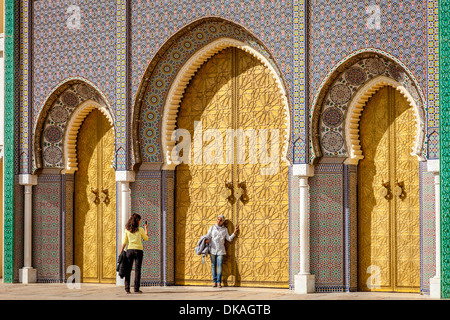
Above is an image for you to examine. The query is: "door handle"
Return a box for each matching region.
[101,188,110,204]
[89,187,100,204]
[394,181,406,200]
[380,181,392,200]
[221,181,235,204]
[236,182,249,204]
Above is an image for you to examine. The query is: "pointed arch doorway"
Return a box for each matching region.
[74,108,116,283]
[174,47,290,288]
[358,86,420,292]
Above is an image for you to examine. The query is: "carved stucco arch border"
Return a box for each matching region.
[160,37,291,170]
[344,75,425,165]
[32,77,115,174]
[62,100,115,174]
[310,48,426,164]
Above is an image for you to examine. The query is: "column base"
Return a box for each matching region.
[430,277,441,299]
[19,267,37,284]
[294,274,315,294]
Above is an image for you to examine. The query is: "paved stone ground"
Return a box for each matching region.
[0,283,437,300]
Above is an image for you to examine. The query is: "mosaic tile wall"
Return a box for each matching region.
[32,1,116,119]
[130,171,162,285]
[309,164,345,291]
[420,162,437,293]
[309,0,427,103]
[32,175,62,283]
[427,0,439,159]
[130,0,294,106]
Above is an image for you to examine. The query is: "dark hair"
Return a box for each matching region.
[125,214,141,233]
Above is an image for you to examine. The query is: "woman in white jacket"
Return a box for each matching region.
[205,215,239,288]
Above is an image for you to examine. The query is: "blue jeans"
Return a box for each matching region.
[210,254,224,284]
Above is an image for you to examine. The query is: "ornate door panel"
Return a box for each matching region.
[358,87,420,292]
[235,49,289,287]
[175,49,233,286]
[175,48,289,288]
[75,109,116,283]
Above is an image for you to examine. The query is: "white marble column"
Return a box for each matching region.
[293,164,315,294]
[115,171,135,285]
[428,160,440,298]
[19,174,38,284]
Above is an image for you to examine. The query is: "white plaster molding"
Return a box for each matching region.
[344,76,425,165]
[161,37,291,170]
[427,159,440,174]
[62,100,115,175]
[19,174,38,186]
[292,164,315,177]
[116,171,136,183]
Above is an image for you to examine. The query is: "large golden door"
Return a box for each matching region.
[358,86,420,292]
[175,48,289,288]
[75,109,116,283]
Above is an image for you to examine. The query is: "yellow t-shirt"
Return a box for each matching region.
[122,227,149,250]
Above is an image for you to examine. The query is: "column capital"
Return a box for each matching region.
[292,164,315,177]
[427,159,440,174]
[116,171,135,183]
[19,174,38,186]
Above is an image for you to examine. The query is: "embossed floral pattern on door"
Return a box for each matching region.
[175,48,289,288]
[358,87,420,292]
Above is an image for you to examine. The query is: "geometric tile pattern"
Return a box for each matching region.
[419,162,436,294]
[32,0,117,121]
[439,0,450,298]
[41,83,108,169]
[131,1,294,165]
[309,164,345,291]
[130,172,161,285]
[427,0,439,159]
[32,175,62,283]
[292,0,308,163]
[115,0,128,170]
[309,0,427,107]
[3,0,17,283]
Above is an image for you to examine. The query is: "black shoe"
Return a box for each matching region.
[134,290,143,294]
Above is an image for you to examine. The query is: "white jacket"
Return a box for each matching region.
[206,224,235,256]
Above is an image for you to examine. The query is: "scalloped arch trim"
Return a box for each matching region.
[344,76,425,165]
[62,100,115,174]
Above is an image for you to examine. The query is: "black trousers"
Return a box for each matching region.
[124,249,144,292]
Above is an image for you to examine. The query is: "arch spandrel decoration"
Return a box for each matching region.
[32,79,115,174]
[132,17,292,168]
[310,50,427,164]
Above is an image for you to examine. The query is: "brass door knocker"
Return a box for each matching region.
[236,182,249,204]
[394,180,406,200]
[221,181,236,204]
[380,181,392,200]
[89,187,100,204]
[101,188,110,204]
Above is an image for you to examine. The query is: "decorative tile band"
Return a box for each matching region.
[3,0,17,283]
[427,0,439,160]
[439,0,450,299]
[115,0,129,170]
[293,0,308,163]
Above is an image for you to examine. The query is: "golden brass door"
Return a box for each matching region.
[75,109,116,283]
[175,48,289,288]
[358,86,420,292]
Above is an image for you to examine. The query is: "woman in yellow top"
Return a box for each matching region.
[120,213,148,294]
